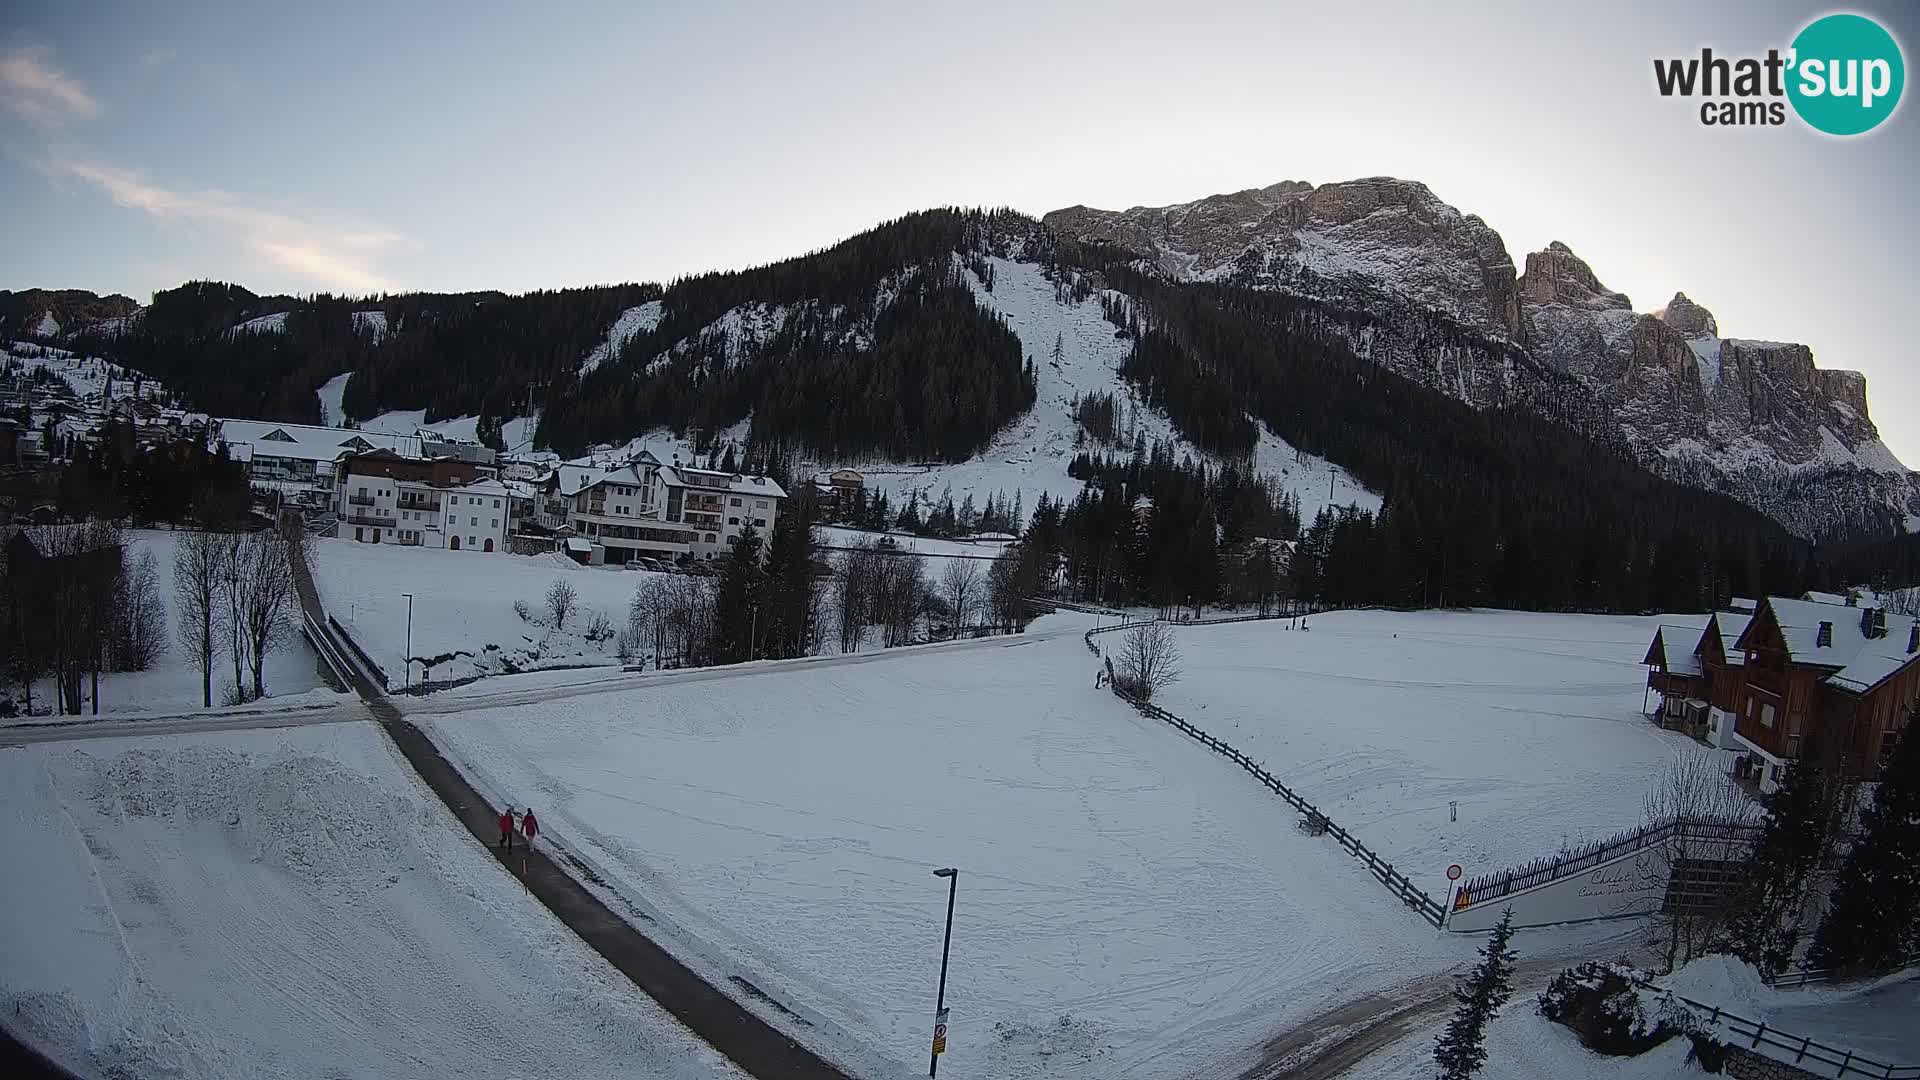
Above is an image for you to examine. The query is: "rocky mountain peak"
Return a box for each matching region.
[1516,242,1632,312]
[1655,292,1719,339]
[1043,176,1523,341]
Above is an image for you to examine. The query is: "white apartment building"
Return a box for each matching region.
[332,450,509,552]
[216,418,497,509]
[544,451,786,564]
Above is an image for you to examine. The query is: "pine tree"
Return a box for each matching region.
[1433,910,1518,1080]
[712,525,765,664]
[1810,724,1920,971]
[1722,742,1845,975]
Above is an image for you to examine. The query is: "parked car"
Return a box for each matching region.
[624,559,647,571]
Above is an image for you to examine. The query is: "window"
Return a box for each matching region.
[755,500,767,509]
[705,533,717,543]
[728,517,739,526]
[470,516,479,526]
[468,536,477,547]
[357,486,367,497]
[490,519,499,528]
[730,497,742,507]
[493,499,500,509]
[1761,703,1776,729]
[754,518,766,528]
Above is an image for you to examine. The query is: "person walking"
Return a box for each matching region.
[498,806,516,851]
[521,808,539,849]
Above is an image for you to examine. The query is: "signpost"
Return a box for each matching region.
[1445,864,1465,926]
[930,868,958,1077]
[931,1007,949,1057]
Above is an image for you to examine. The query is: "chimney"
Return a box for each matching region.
[1817,621,1833,647]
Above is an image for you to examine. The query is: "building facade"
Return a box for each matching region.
[332,450,509,552]
[538,452,786,565]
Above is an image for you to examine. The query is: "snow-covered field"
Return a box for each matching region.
[425,616,1469,1080]
[17,529,331,718]
[0,722,740,1080]
[1152,610,1715,896]
[309,536,661,684]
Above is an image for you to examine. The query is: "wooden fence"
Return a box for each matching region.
[1086,617,1446,927]
[1641,982,1920,1079]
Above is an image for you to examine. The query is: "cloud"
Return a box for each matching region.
[140,48,177,68]
[45,157,409,294]
[0,45,100,124]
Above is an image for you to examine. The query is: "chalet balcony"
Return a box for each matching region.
[343,511,391,527]
[347,493,377,507]
[397,497,442,513]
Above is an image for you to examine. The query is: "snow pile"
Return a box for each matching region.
[1659,954,1773,1017]
[427,622,1462,1080]
[309,537,658,683]
[579,301,664,377]
[1156,610,1716,895]
[0,723,742,1080]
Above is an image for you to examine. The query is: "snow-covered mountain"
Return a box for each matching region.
[1043,178,1915,538]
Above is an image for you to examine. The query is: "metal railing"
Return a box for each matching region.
[1457,816,1763,909]
[347,493,376,506]
[342,511,393,527]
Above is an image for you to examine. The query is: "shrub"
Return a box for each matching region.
[1538,961,1700,1057]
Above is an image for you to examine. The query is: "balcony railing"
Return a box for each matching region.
[343,512,391,527]
[398,497,442,512]
[347,494,377,507]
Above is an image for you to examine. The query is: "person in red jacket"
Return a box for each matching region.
[498,806,515,851]
[521,808,539,847]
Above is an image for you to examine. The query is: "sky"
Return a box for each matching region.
[3,1,1917,459]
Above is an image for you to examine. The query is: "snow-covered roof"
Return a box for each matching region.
[1802,590,1853,607]
[566,537,593,553]
[1728,597,1757,612]
[1709,612,1751,668]
[1652,624,1704,677]
[217,418,421,463]
[453,478,510,498]
[1745,597,1920,694]
[660,465,787,500]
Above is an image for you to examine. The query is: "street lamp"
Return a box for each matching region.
[930,867,958,1077]
[400,592,414,688]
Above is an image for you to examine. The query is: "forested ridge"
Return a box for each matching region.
[39,205,1900,607]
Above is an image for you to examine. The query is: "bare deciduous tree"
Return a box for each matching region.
[835,542,879,653]
[1640,751,1758,973]
[114,548,168,671]
[1116,620,1182,701]
[545,578,580,629]
[941,559,982,633]
[234,532,295,702]
[174,530,227,709]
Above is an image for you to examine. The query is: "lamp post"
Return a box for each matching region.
[930,867,958,1077]
[401,592,413,689]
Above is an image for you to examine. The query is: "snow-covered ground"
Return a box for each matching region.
[308,536,661,684]
[815,524,1014,583]
[0,722,741,1080]
[228,311,289,336]
[580,300,664,377]
[15,529,332,718]
[1152,610,1714,897]
[424,617,1470,1080]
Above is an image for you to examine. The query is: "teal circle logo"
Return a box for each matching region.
[1787,14,1905,135]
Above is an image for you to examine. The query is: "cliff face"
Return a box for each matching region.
[1045,180,1915,538]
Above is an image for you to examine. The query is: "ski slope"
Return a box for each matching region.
[0,722,740,1080]
[1153,609,1715,896]
[425,617,1466,1080]
[804,255,1378,526]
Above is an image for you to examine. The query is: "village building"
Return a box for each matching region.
[215,419,496,509]
[1645,595,1920,793]
[331,449,508,552]
[533,451,786,565]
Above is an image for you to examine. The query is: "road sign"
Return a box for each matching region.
[931,1007,950,1055]
[1446,863,1463,881]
